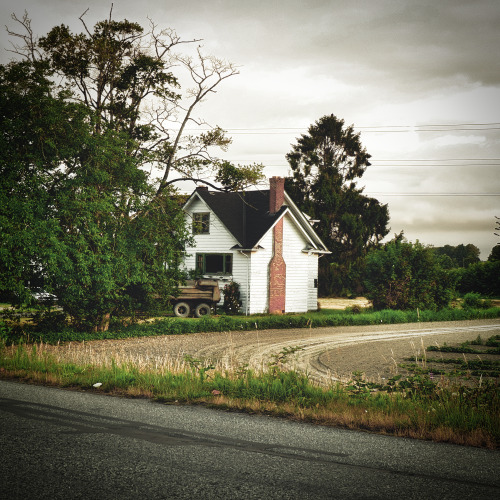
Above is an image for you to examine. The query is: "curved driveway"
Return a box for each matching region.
[45,319,500,384]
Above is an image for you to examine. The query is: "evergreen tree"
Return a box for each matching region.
[488,245,500,262]
[285,114,390,296]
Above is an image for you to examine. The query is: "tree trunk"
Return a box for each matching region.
[93,313,111,332]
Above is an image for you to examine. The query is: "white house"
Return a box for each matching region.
[182,177,330,314]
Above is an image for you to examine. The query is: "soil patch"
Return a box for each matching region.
[42,319,500,387]
[318,297,371,310]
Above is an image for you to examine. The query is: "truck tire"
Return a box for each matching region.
[173,302,190,318]
[194,303,211,318]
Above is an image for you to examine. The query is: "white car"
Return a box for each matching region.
[31,289,57,304]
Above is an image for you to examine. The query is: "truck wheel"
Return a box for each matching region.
[195,303,211,318]
[173,302,190,318]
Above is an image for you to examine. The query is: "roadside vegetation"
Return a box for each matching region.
[1,304,499,344]
[1,334,498,449]
[1,302,498,448]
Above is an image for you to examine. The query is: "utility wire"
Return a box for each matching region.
[365,193,500,197]
[179,123,500,134]
[232,163,500,168]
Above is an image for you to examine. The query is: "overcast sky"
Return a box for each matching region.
[2,0,499,258]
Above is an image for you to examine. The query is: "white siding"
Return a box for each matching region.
[231,251,251,313]
[183,197,321,314]
[283,215,313,313]
[184,198,250,310]
[307,254,319,310]
[247,231,272,314]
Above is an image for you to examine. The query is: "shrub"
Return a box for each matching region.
[463,292,492,309]
[364,235,457,310]
[456,260,500,296]
[222,282,242,315]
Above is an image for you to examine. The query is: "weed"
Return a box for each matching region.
[268,345,304,371]
[183,354,215,382]
[486,335,500,347]
[470,335,484,346]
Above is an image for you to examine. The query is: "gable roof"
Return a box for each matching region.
[184,188,329,252]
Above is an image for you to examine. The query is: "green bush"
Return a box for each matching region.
[463,292,492,309]
[364,235,457,310]
[222,281,242,315]
[456,260,500,296]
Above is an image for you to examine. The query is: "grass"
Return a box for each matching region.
[2,305,500,345]
[399,335,500,381]
[2,304,499,448]
[1,340,498,449]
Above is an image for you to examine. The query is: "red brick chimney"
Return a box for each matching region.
[269,176,285,214]
[268,177,286,314]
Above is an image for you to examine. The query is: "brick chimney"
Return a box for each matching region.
[268,177,286,314]
[269,176,285,214]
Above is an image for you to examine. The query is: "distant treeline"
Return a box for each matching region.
[432,244,481,268]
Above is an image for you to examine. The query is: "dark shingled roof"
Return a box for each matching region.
[194,189,287,248]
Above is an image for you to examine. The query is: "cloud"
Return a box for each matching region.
[1,0,498,257]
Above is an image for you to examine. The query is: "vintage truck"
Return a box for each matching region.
[171,279,221,318]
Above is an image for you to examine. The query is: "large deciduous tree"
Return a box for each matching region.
[285,114,390,296]
[0,10,264,330]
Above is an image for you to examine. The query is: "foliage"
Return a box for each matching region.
[222,281,242,315]
[462,293,493,309]
[3,305,499,345]
[494,216,500,248]
[488,244,500,262]
[363,234,457,310]
[432,244,480,268]
[0,58,190,330]
[1,12,264,331]
[284,114,390,296]
[454,260,500,296]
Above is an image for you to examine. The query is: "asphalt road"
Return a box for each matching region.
[1,380,499,499]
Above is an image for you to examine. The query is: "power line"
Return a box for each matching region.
[358,123,500,128]
[365,163,500,168]
[372,158,500,162]
[231,163,500,168]
[180,123,500,134]
[223,129,500,135]
[201,122,500,130]
[365,193,500,197]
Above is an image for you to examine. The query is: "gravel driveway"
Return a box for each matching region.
[44,318,500,385]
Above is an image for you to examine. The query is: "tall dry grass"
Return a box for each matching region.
[1,340,498,449]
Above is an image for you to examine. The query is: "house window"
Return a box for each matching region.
[196,253,232,275]
[193,212,210,234]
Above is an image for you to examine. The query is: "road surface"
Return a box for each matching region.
[1,380,498,499]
